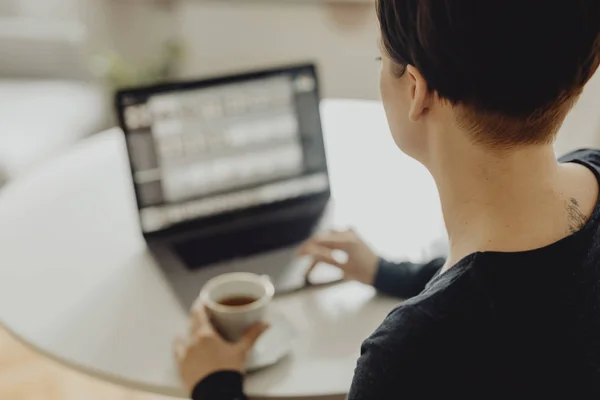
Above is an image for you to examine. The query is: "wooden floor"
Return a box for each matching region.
[0,326,177,400]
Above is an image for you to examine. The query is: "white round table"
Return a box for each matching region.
[0,99,444,399]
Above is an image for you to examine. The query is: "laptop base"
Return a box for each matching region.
[149,202,342,309]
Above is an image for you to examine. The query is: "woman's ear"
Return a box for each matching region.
[406,65,432,122]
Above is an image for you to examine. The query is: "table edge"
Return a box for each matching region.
[0,308,351,399]
[0,318,187,398]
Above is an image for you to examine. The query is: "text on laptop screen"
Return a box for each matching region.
[119,68,329,233]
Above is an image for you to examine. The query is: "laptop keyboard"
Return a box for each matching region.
[173,213,321,269]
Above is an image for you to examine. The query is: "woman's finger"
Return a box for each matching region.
[189,304,214,335]
[238,322,270,354]
[298,229,345,253]
[310,231,353,251]
[302,244,344,268]
[173,335,187,362]
[298,237,344,256]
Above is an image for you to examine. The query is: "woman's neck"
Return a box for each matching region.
[429,140,584,271]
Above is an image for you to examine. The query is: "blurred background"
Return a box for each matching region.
[0,0,599,398]
[0,0,382,190]
[1,2,379,398]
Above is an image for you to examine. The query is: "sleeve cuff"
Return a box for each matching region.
[373,258,407,296]
[191,370,246,400]
[373,257,445,299]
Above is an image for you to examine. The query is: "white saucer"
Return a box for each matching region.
[246,313,294,371]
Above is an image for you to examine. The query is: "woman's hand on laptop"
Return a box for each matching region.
[298,228,379,285]
[174,303,268,392]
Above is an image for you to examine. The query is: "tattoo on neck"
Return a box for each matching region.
[566,198,587,234]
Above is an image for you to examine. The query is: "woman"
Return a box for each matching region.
[175,0,600,398]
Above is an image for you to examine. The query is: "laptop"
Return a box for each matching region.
[116,64,342,308]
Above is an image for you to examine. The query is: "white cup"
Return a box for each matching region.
[200,272,275,341]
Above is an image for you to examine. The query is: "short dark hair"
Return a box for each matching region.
[377,0,600,147]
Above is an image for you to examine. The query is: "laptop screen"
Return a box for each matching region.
[116,64,329,234]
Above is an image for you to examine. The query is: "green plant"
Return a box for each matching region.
[89,40,185,89]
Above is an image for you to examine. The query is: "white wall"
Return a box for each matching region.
[176,1,380,99]
[555,69,600,154]
[86,0,178,67]
[63,0,381,98]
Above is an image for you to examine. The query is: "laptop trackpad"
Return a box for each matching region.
[230,247,344,293]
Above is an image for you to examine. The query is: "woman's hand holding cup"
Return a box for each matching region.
[174,273,273,392]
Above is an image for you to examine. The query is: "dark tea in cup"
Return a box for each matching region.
[200,272,275,341]
[218,296,258,307]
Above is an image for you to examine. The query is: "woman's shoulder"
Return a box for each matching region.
[362,302,444,354]
[364,257,487,351]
